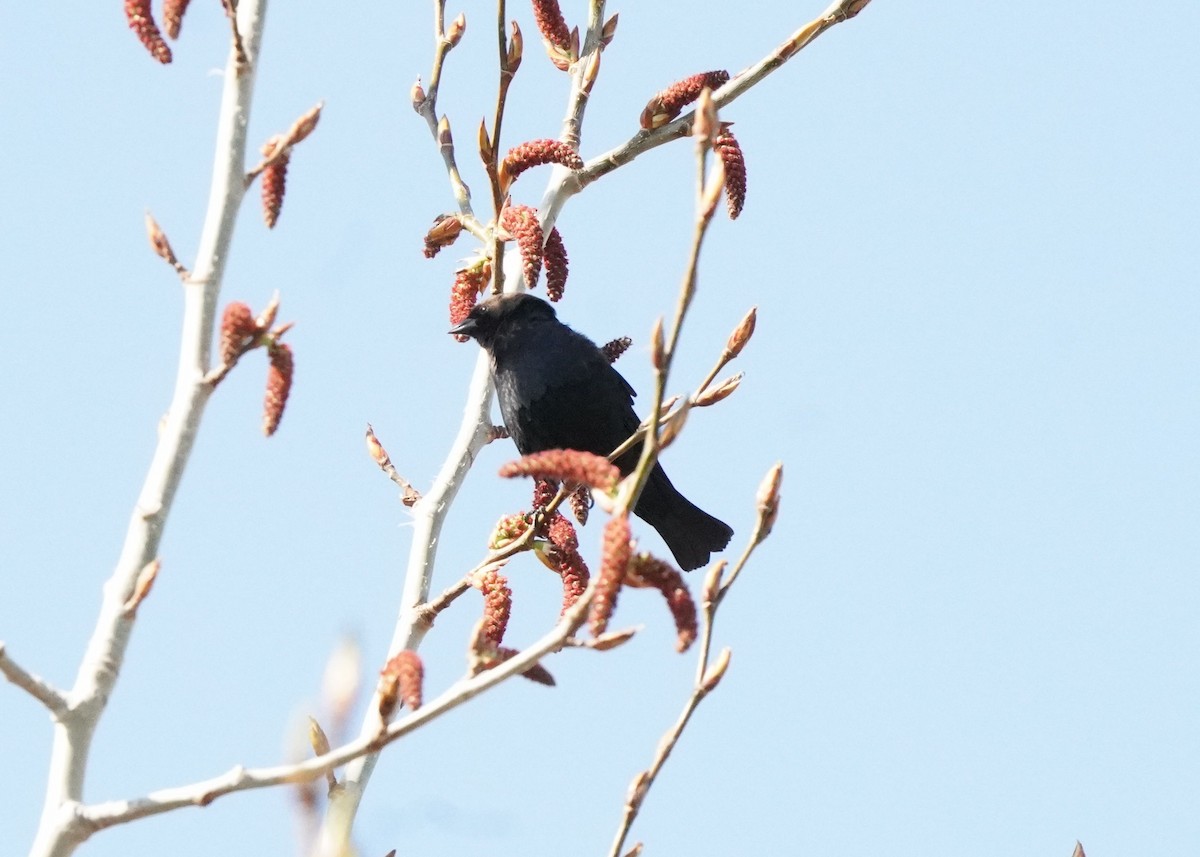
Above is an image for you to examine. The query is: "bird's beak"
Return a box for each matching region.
[448,317,477,338]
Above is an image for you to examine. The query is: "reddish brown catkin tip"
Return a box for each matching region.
[499,139,583,190]
[601,336,632,364]
[568,484,591,525]
[262,343,294,437]
[449,258,492,341]
[640,70,730,130]
[260,138,289,229]
[591,514,632,636]
[474,568,512,648]
[714,127,747,219]
[546,513,590,612]
[125,0,172,63]
[499,449,619,492]
[532,478,558,510]
[626,554,698,652]
[531,0,574,70]
[378,651,424,716]
[543,226,568,302]
[162,0,191,39]
[423,214,463,258]
[219,302,258,366]
[498,204,544,288]
[531,0,570,49]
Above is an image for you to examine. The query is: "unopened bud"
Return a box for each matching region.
[286,101,323,147]
[650,317,665,371]
[307,716,331,757]
[446,12,466,47]
[478,119,494,167]
[507,20,524,71]
[725,306,757,359]
[600,13,619,48]
[657,403,689,449]
[365,424,391,469]
[410,79,426,112]
[695,372,743,407]
[700,646,732,693]
[590,626,639,651]
[702,560,726,609]
[122,558,161,616]
[581,49,601,95]
[144,212,177,267]
[423,214,464,258]
[437,115,453,147]
[754,461,783,542]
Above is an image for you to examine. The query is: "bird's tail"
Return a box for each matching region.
[634,464,734,572]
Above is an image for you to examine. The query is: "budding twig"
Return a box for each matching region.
[607,462,784,857]
[412,0,478,221]
[365,424,422,506]
[144,212,189,279]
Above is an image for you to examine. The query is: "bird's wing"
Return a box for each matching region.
[496,327,641,458]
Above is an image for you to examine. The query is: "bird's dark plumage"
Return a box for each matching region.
[450,293,733,571]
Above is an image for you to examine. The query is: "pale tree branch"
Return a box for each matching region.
[79,581,594,833]
[0,642,68,716]
[27,3,271,855]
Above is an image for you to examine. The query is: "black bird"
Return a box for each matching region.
[450,293,733,571]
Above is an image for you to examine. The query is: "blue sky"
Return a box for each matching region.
[2,2,1198,855]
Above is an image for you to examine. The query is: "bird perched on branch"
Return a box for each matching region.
[450,293,732,571]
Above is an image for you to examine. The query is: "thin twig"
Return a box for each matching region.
[414,0,478,222]
[487,0,512,293]
[0,643,68,715]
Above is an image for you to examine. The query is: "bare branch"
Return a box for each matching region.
[0,642,68,715]
[79,583,594,832]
